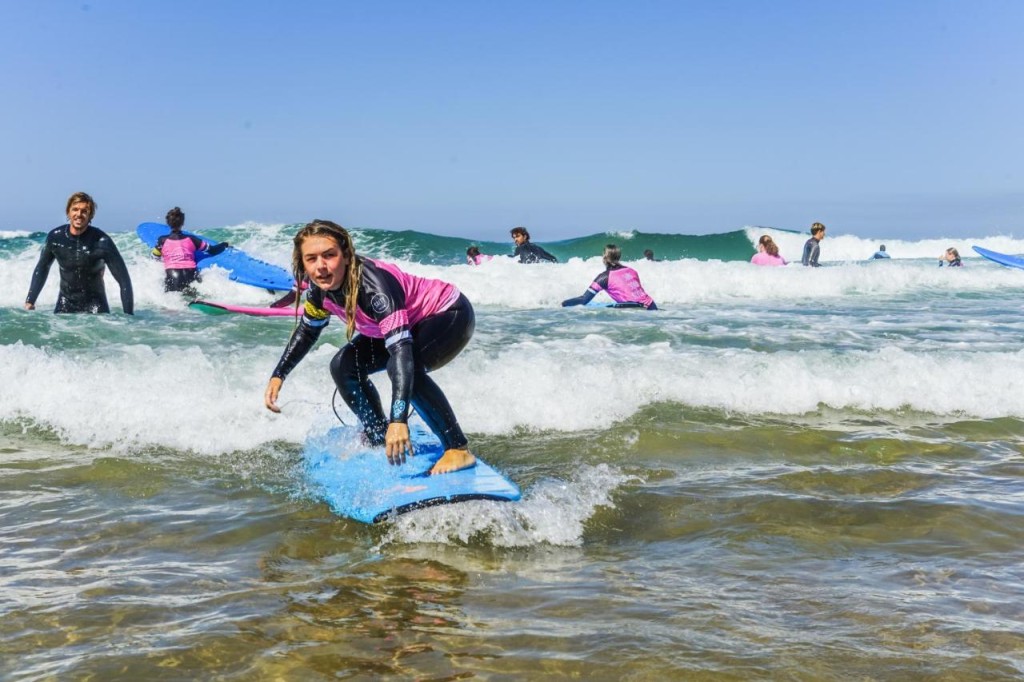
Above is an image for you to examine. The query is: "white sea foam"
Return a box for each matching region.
[2,319,1023,457]
[4,227,1024,457]
[383,463,634,547]
[743,226,1024,263]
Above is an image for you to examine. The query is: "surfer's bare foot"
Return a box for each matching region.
[430,448,476,475]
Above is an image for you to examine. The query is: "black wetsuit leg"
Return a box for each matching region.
[55,291,109,314]
[164,268,199,293]
[331,335,390,446]
[330,294,475,450]
[407,294,475,449]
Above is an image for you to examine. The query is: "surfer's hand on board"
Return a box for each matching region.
[385,422,412,465]
[264,377,283,413]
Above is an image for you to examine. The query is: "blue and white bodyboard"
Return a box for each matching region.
[137,222,295,291]
[303,425,521,523]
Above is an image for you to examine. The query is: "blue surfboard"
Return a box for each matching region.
[972,245,1024,271]
[303,424,520,523]
[137,222,295,291]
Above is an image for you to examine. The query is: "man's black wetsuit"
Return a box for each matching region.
[26,224,134,314]
[512,242,558,263]
[272,258,474,450]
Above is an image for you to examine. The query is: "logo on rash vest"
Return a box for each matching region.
[370,293,391,314]
[391,400,407,420]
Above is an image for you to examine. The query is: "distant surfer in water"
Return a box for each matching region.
[151,207,229,293]
[466,245,492,265]
[751,235,787,266]
[24,191,134,314]
[939,247,962,267]
[801,222,826,267]
[264,219,476,475]
[561,244,658,309]
[872,244,890,259]
[509,226,557,263]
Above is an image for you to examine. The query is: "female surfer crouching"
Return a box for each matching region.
[263,219,476,475]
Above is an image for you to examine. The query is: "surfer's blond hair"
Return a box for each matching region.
[293,219,362,341]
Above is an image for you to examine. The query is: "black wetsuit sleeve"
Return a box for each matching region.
[534,245,557,262]
[100,238,134,314]
[152,235,167,258]
[25,233,57,305]
[562,270,606,306]
[190,235,228,256]
[561,291,595,307]
[516,243,558,263]
[357,262,415,423]
[272,292,329,380]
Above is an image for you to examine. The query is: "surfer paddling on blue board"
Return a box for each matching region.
[151,207,229,292]
[264,219,477,475]
[24,191,134,314]
[562,244,658,309]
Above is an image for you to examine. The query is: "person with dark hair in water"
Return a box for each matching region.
[25,191,134,314]
[151,207,229,292]
[872,244,891,259]
[643,249,658,262]
[466,245,493,265]
[264,219,477,475]
[562,244,657,310]
[509,226,557,263]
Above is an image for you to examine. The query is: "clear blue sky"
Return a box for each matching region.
[2,0,1022,240]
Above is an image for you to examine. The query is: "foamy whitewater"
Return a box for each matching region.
[2,223,1023,679]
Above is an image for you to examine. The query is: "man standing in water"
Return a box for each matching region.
[801,222,826,267]
[509,226,558,263]
[24,192,134,314]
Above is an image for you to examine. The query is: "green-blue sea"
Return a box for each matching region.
[2,223,1023,680]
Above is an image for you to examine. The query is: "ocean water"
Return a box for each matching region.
[2,224,1023,680]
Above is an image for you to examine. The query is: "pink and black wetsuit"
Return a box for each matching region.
[272,257,474,449]
[562,264,657,309]
[152,232,228,292]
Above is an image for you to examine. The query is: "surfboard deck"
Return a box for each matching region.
[973,246,1024,270]
[137,222,295,291]
[189,300,298,317]
[304,424,520,523]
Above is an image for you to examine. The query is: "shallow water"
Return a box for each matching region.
[2,226,1024,679]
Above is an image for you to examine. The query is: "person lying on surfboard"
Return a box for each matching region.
[151,207,230,293]
[263,219,476,476]
[561,244,658,310]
